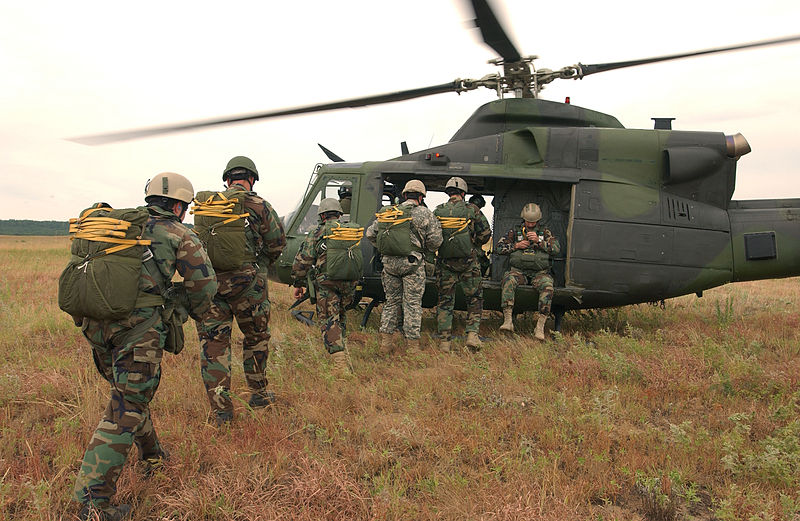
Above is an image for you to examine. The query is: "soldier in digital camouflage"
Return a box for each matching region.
[195,156,286,426]
[291,198,360,376]
[366,179,442,353]
[72,172,217,521]
[496,202,560,340]
[434,177,491,352]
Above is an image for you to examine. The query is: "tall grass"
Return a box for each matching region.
[1,235,799,520]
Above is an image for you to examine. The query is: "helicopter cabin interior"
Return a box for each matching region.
[281,165,571,312]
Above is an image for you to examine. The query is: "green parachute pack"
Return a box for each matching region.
[374,204,421,257]
[192,189,256,272]
[434,200,474,259]
[509,225,552,272]
[318,220,364,280]
[58,205,159,320]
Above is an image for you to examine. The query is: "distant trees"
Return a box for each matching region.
[0,220,69,236]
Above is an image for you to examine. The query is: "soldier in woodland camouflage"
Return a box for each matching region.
[291,198,357,376]
[366,179,442,352]
[496,202,560,340]
[434,177,491,352]
[196,156,286,426]
[72,172,217,521]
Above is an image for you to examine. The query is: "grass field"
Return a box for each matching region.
[1,235,799,520]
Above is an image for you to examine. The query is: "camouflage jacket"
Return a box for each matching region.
[435,196,492,271]
[496,221,560,258]
[366,199,442,273]
[141,205,217,318]
[227,184,287,268]
[290,217,333,285]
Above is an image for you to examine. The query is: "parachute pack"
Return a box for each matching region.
[374,205,420,257]
[58,205,160,320]
[434,201,474,259]
[318,220,364,280]
[192,189,256,272]
[509,225,551,272]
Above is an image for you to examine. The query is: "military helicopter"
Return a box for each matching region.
[75,1,800,330]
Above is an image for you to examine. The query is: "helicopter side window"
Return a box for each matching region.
[292,178,356,235]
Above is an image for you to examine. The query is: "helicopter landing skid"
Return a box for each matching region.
[291,310,314,327]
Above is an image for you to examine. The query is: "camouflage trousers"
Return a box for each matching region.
[380,261,426,340]
[73,307,166,510]
[501,267,554,315]
[315,278,355,354]
[436,260,483,335]
[197,266,270,414]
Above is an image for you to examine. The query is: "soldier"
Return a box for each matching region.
[467,194,492,277]
[496,202,560,340]
[196,156,286,426]
[338,181,352,215]
[71,172,217,520]
[434,177,491,352]
[291,198,362,376]
[366,179,442,352]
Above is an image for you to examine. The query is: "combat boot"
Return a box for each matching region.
[213,409,233,427]
[141,447,170,478]
[439,331,452,353]
[465,331,482,351]
[534,313,547,341]
[331,350,351,377]
[379,333,395,355]
[78,503,132,521]
[248,390,276,409]
[406,338,421,354]
[499,307,514,333]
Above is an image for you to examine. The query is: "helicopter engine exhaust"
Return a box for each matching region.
[725,133,751,159]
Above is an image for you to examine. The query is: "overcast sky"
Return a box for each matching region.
[2,0,799,221]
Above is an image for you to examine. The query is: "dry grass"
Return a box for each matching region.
[1,236,799,520]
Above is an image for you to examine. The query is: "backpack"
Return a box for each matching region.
[318,220,364,280]
[375,204,420,257]
[58,205,156,320]
[192,189,256,271]
[434,200,474,259]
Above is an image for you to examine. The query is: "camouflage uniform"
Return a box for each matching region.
[197,185,286,415]
[291,217,356,354]
[496,222,560,314]
[366,199,442,340]
[73,205,217,512]
[435,197,491,335]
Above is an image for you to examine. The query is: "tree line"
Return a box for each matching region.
[0,220,69,236]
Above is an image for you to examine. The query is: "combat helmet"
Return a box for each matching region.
[337,181,352,198]
[444,176,468,194]
[468,194,486,209]
[318,198,343,215]
[145,172,194,204]
[520,203,542,222]
[222,156,259,181]
[402,179,426,196]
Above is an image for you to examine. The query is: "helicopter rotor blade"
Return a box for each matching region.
[575,34,800,78]
[318,144,345,163]
[69,81,466,145]
[469,0,522,63]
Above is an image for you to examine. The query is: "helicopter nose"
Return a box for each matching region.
[726,133,751,159]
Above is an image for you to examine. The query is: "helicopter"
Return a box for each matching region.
[73,0,800,330]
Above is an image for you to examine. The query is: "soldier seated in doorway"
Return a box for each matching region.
[496,202,560,340]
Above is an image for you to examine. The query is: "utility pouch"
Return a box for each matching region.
[162,282,189,355]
